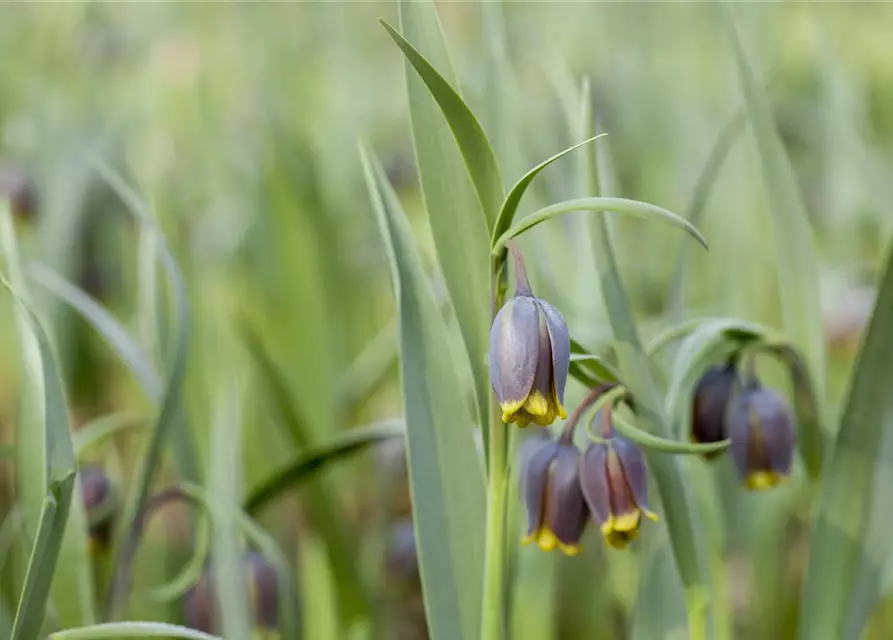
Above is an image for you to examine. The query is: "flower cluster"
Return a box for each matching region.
[520,404,657,554]
[489,244,802,557]
[691,358,796,490]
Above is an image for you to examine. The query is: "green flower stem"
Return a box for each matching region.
[481,264,509,640]
[481,396,508,640]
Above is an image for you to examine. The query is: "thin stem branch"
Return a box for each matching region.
[506,240,531,296]
[559,383,616,444]
[481,260,510,640]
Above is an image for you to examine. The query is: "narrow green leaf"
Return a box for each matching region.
[209,381,252,640]
[492,196,708,257]
[396,0,493,448]
[799,242,893,639]
[239,320,370,622]
[8,312,82,635]
[380,18,503,230]
[2,203,94,631]
[492,135,607,244]
[569,339,621,386]
[720,4,827,402]
[49,622,224,640]
[361,143,485,640]
[610,413,730,456]
[666,109,748,320]
[91,162,199,619]
[244,420,405,515]
[74,412,143,460]
[28,262,161,398]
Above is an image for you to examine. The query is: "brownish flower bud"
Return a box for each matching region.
[727,381,796,490]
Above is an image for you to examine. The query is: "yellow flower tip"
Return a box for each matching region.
[523,391,550,417]
[611,510,641,533]
[744,470,781,491]
[558,542,580,557]
[521,531,538,546]
[643,508,659,522]
[500,399,526,424]
[536,529,559,552]
[555,399,567,420]
[604,528,637,550]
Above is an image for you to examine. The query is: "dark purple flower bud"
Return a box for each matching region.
[79,464,116,552]
[727,382,796,490]
[489,293,570,428]
[521,438,588,555]
[0,165,37,222]
[691,362,738,453]
[183,552,280,632]
[579,436,657,550]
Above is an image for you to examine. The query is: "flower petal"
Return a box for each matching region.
[536,298,570,411]
[752,387,796,476]
[489,296,540,414]
[522,440,560,537]
[545,445,588,548]
[579,443,611,527]
[611,436,655,518]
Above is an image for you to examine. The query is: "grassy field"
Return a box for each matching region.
[1,2,893,639]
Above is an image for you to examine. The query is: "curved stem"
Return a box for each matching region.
[481,261,510,640]
[559,383,617,444]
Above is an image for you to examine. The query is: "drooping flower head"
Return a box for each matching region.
[691,361,738,454]
[579,409,657,549]
[727,380,796,490]
[489,244,570,427]
[521,436,588,555]
[79,464,116,553]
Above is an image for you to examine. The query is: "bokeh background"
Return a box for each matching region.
[0,2,891,638]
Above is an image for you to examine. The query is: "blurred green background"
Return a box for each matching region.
[0,2,892,638]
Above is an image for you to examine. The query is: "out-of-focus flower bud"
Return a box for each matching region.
[183,551,280,633]
[691,362,737,454]
[580,435,657,550]
[521,438,588,555]
[489,292,570,428]
[79,464,116,552]
[0,165,36,222]
[727,381,796,490]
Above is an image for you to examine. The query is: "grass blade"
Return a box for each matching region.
[91,163,199,618]
[799,241,893,639]
[240,321,370,623]
[492,196,707,256]
[361,143,486,640]
[50,622,224,640]
[492,134,606,245]
[720,4,827,403]
[666,110,748,320]
[73,412,143,460]
[379,18,503,230]
[28,262,161,398]
[395,0,493,446]
[208,380,251,639]
[244,420,404,515]
[2,202,94,632]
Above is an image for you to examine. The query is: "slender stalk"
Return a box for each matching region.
[481,260,509,640]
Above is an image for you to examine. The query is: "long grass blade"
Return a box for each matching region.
[492,196,707,256]
[361,142,486,640]
[244,420,404,515]
[799,240,893,638]
[2,203,94,632]
[379,19,503,230]
[720,4,827,405]
[49,622,224,640]
[91,162,198,619]
[395,0,493,448]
